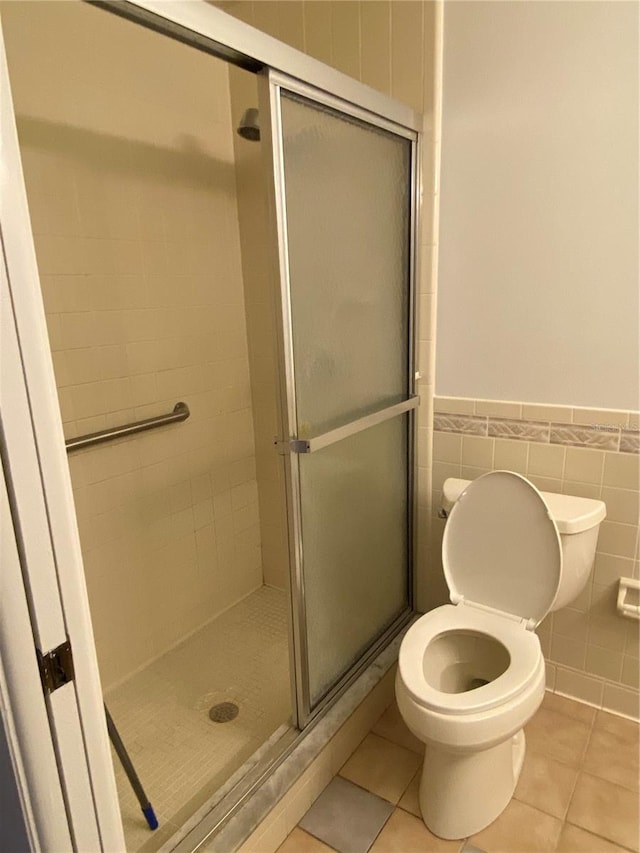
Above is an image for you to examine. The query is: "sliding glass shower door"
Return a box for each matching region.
[260,71,418,724]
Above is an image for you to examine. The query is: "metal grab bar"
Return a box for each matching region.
[65,402,190,453]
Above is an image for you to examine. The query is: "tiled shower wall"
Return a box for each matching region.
[3,2,263,689]
[432,396,640,719]
[219,0,440,608]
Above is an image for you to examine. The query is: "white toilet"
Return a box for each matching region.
[396,470,606,840]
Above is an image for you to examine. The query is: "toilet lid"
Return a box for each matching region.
[442,471,562,627]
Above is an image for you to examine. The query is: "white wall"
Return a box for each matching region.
[436,1,639,409]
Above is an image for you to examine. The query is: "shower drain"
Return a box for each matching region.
[208,702,239,723]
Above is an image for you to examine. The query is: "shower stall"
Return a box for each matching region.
[0,1,421,849]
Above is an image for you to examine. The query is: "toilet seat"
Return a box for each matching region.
[399,604,541,715]
[443,471,563,628]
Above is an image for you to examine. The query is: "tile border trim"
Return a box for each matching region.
[434,402,640,455]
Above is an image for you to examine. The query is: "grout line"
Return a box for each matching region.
[562,820,637,853]
[562,719,593,822]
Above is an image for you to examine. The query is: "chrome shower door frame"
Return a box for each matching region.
[259,68,421,728]
[85,0,423,734]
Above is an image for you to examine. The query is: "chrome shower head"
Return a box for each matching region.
[237,107,260,141]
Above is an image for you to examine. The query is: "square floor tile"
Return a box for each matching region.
[277,827,337,852]
[556,823,630,853]
[594,709,639,744]
[470,799,562,852]
[583,726,639,791]
[514,750,578,819]
[541,691,597,725]
[372,703,424,755]
[525,707,591,766]
[397,770,421,818]
[370,808,463,852]
[339,733,421,804]
[299,776,394,853]
[567,772,640,851]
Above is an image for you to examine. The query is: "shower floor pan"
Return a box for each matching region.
[105,585,291,853]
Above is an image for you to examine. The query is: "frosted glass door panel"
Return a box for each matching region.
[281,93,411,436]
[299,417,409,707]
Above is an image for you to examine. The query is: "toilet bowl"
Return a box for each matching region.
[396,470,606,840]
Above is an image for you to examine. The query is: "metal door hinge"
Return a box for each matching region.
[37,640,74,695]
[274,438,311,455]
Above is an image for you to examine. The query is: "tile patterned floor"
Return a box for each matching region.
[278,693,640,853]
[106,586,291,852]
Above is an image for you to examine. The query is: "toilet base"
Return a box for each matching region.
[419,730,527,840]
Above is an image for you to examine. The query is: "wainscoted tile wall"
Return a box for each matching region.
[3,2,263,689]
[432,396,640,719]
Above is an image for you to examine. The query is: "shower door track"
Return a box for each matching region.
[85,0,420,130]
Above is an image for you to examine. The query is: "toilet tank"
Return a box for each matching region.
[441,477,606,611]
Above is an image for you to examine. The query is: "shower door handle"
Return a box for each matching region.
[289,395,419,454]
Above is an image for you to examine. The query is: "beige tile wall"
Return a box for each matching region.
[432,396,640,720]
[219,0,440,607]
[3,1,264,689]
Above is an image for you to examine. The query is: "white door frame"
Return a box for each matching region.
[0,451,72,851]
[0,1,422,847]
[0,19,125,851]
